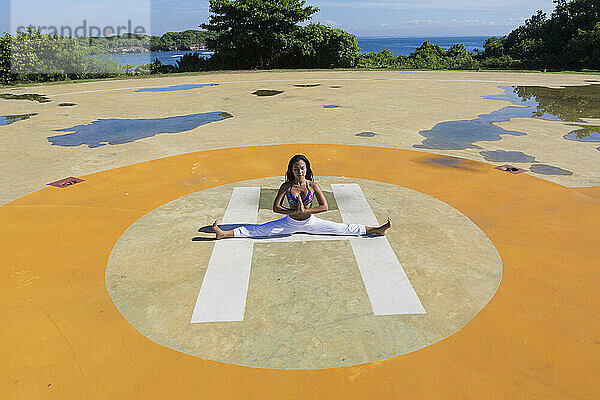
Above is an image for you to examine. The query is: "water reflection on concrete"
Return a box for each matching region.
[563,130,600,142]
[479,150,537,163]
[0,93,51,103]
[0,113,38,125]
[48,112,232,148]
[252,90,284,96]
[415,85,600,150]
[530,164,573,175]
[356,131,377,137]
[136,83,217,92]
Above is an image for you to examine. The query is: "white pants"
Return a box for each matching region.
[233,215,366,238]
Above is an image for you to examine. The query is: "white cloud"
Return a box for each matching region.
[318,0,553,11]
[325,19,342,27]
[407,19,435,26]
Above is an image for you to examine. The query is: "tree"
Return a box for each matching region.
[3,27,125,84]
[201,0,319,69]
[0,33,11,84]
[357,49,399,69]
[285,24,359,68]
[176,52,211,72]
[478,0,600,70]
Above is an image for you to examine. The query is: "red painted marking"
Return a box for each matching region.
[47,177,84,188]
[494,165,526,174]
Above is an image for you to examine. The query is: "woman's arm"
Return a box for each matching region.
[302,182,328,215]
[272,182,300,215]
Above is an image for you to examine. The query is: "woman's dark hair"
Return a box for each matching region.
[286,154,313,182]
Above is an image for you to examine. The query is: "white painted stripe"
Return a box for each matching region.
[190,187,260,323]
[221,186,261,225]
[331,183,379,226]
[331,184,426,315]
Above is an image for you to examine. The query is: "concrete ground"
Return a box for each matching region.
[1,70,598,399]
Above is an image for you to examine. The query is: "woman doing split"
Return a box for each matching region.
[212,154,391,239]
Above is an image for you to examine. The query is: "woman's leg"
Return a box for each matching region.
[213,216,299,239]
[212,221,235,239]
[365,218,392,236]
[305,216,391,236]
[214,216,391,239]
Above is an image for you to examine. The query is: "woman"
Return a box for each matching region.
[212,154,391,239]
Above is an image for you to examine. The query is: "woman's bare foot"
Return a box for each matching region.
[366,218,392,236]
[212,221,233,240]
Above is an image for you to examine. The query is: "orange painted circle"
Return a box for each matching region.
[1,144,598,399]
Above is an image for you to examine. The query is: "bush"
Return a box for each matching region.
[4,27,124,84]
[0,33,12,84]
[176,52,211,72]
[150,58,177,74]
[480,55,522,70]
[357,49,399,69]
[285,24,359,68]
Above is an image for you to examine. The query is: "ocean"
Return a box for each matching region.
[357,36,488,55]
[109,36,489,67]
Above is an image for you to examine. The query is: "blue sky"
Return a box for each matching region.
[2,0,557,37]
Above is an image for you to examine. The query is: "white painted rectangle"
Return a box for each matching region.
[222,187,261,225]
[190,187,260,323]
[331,184,426,315]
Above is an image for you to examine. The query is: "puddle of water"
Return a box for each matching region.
[415,85,600,150]
[48,112,232,148]
[136,83,218,92]
[414,117,526,150]
[252,90,283,96]
[356,131,377,137]
[563,127,600,142]
[58,103,77,107]
[330,86,341,88]
[323,105,340,108]
[530,164,573,175]
[294,84,320,87]
[479,150,537,163]
[0,113,38,125]
[0,93,51,103]
[488,85,600,122]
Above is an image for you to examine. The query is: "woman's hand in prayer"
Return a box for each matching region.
[297,194,306,213]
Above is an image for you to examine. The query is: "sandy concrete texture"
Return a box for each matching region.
[1,70,600,205]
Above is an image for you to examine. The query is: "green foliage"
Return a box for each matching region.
[357,49,400,69]
[479,55,521,69]
[565,23,600,69]
[202,0,319,69]
[150,30,217,51]
[479,0,600,70]
[284,24,359,68]
[357,41,479,70]
[74,30,215,53]
[150,58,177,74]
[0,28,169,85]
[175,53,211,72]
[83,34,150,53]
[7,27,124,83]
[0,33,12,84]
[481,36,505,59]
